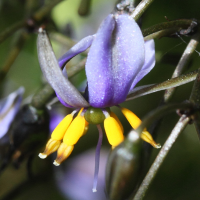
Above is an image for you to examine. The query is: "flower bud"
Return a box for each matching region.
[106,130,143,200]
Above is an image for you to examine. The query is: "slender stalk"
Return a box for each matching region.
[129,102,193,135]
[78,0,92,16]
[32,0,63,22]
[189,68,200,139]
[50,32,75,49]
[0,31,28,85]
[0,21,26,44]
[93,124,103,192]
[126,70,198,101]
[133,115,190,200]
[0,0,62,44]
[164,33,200,102]
[142,19,195,38]
[130,0,155,21]
[67,58,87,77]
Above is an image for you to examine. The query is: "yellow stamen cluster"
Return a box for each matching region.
[39,108,88,166]
[39,106,160,166]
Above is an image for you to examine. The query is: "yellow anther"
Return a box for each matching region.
[120,107,141,129]
[141,130,161,149]
[63,115,86,146]
[120,107,161,148]
[82,120,89,136]
[51,114,73,141]
[110,111,124,133]
[53,143,74,166]
[78,107,84,116]
[104,117,124,147]
[38,138,61,159]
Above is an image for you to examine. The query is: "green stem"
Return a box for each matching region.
[0,21,26,44]
[0,0,62,44]
[130,0,155,21]
[126,70,198,101]
[0,31,28,86]
[142,19,195,39]
[32,0,63,22]
[164,33,200,102]
[133,115,190,200]
[134,103,193,135]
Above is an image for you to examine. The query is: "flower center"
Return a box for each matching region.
[84,107,109,124]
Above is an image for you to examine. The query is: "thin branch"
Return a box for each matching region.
[0,31,28,86]
[130,0,155,21]
[78,0,92,16]
[164,33,200,102]
[133,115,190,200]
[142,19,194,38]
[50,32,75,49]
[67,58,87,77]
[189,67,200,139]
[126,70,198,101]
[32,0,63,22]
[0,0,62,44]
[0,21,26,44]
[129,102,193,135]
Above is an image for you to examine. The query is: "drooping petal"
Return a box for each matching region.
[37,28,89,108]
[85,14,115,108]
[0,87,24,139]
[111,14,145,105]
[129,39,155,92]
[58,35,95,69]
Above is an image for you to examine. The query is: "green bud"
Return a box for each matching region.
[106,130,143,200]
[84,107,106,124]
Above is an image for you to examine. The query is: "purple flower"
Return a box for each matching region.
[0,87,24,140]
[37,12,159,192]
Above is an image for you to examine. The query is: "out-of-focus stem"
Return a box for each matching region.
[0,0,62,44]
[143,19,195,39]
[133,115,190,200]
[189,68,200,139]
[50,32,75,49]
[67,58,87,77]
[164,33,200,102]
[0,21,26,44]
[0,31,28,85]
[32,0,63,22]
[78,0,92,16]
[126,70,198,101]
[130,0,155,21]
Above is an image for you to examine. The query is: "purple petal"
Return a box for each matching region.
[56,94,74,108]
[129,39,155,92]
[58,35,95,69]
[111,14,145,105]
[0,87,24,139]
[37,28,89,108]
[86,14,115,108]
